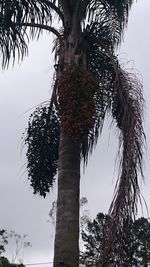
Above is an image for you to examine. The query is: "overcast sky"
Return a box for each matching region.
[0,0,150,265]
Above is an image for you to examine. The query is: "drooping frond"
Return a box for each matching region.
[104,0,135,29]
[25,101,60,197]
[82,23,116,160]
[99,67,145,266]
[83,22,145,263]
[0,22,28,68]
[84,21,115,59]
[87,0,135,45]
[0,0,61,67]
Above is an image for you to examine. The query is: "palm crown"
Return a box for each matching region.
[0,0,134,67]
[0,0,144,265]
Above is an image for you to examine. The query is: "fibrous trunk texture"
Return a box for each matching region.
[53,131,80,267]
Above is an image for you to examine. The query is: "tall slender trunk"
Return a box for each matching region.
[53,130,80,267]
[53,1,83,262]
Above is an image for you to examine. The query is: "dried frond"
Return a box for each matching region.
[82,22,145,265]
[25,102,60,197]
[99,67,145,266]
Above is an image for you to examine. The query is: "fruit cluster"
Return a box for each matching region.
[25,106,60,197]
[58,66,97,138]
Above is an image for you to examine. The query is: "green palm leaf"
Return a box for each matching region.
[82,22,116,159]
[105,0,135,27]
[87,0,135,45]
[0,0,59,67]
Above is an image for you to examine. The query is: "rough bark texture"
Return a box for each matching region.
[53,131,80,267]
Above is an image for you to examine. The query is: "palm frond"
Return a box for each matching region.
[41,0,64,23]
[25,100,60,197]
[87,0,135,45]
[82,24,116,161]
[104,0,135,28]
[99,67,145,266]
[0,23,28,68]
[83,23,145,264]
[0,0,59,67]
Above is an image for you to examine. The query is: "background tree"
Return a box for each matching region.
[80,213,134,266]
[0,230,8,256]
[0,257,24,267]
[80,213,150,267]
[0,1,145,266]
[133,218,150,267]
[0,229,31,264]
[80,213,110,267]
[7,231,31,264]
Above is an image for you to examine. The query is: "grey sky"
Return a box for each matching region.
[0,0,150,265]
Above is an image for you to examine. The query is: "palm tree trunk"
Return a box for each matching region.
[53,130,80,267]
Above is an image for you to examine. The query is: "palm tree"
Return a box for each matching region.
[0,1,145,266]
